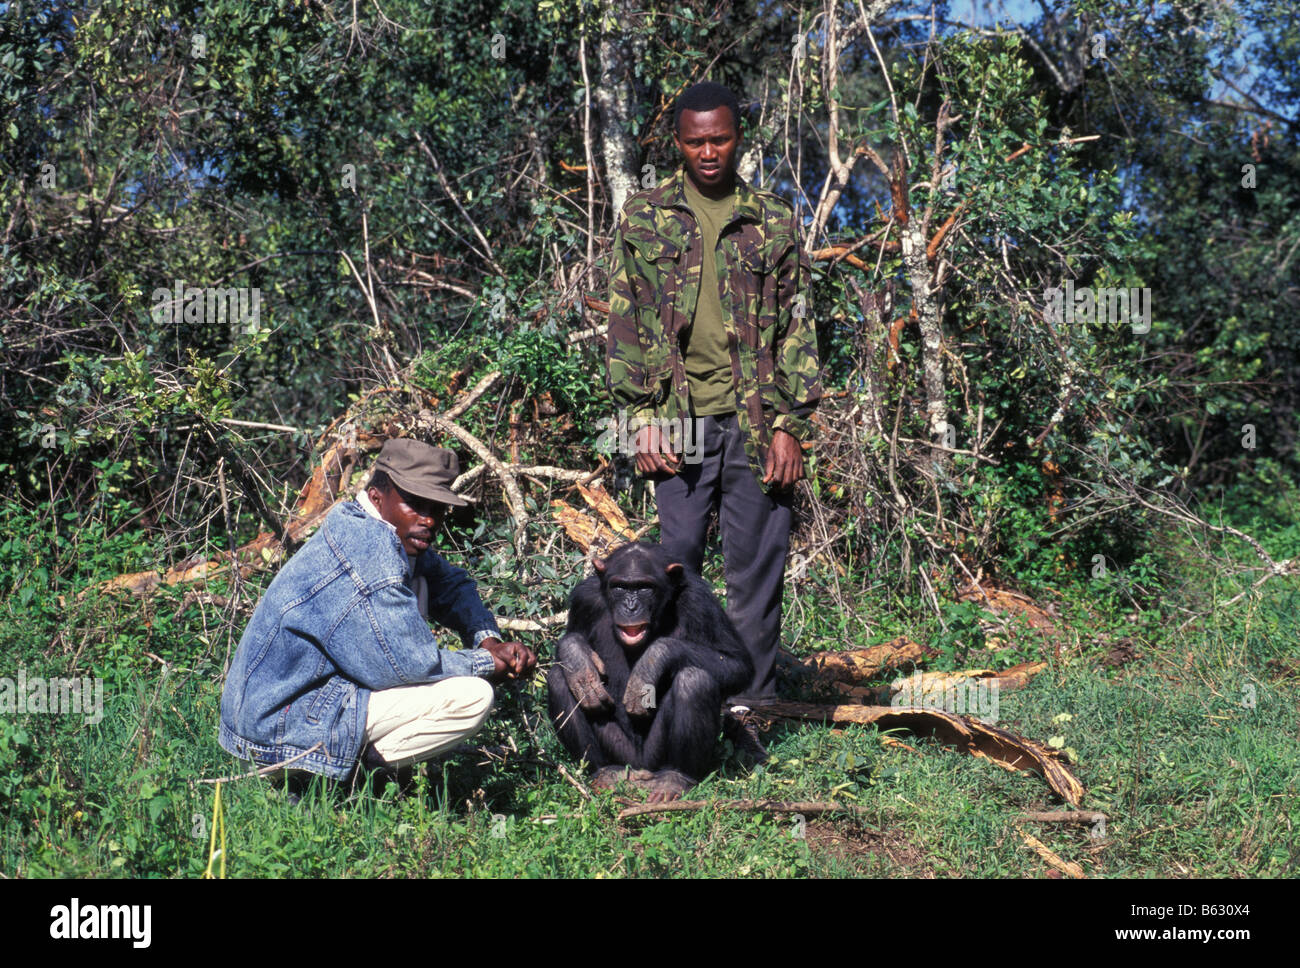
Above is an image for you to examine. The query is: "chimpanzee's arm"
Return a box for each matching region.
[553,576,622,712]
[624,636,749,715]
[624,579,752,715]
[554,632,614,712]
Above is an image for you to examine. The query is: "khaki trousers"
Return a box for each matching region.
[264,677,495,784]
[364,676,495,768]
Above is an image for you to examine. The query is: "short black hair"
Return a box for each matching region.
[673,82,742,135]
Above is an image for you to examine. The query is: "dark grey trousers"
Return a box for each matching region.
[653,414,792,703]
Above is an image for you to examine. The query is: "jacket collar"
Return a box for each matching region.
[352,492,416,578]
[649,167,764,225]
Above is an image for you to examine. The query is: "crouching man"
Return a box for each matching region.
[219,438,536,788]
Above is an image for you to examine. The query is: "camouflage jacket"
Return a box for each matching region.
[606,167,822,488]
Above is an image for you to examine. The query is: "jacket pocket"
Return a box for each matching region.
[327,681,359,760]
[738,242,769,274]
[305,677,344,725]
[625,227,680,267]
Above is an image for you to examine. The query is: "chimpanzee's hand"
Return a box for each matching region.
[623,675,656,718]
[624,640,669,717]
[555,634,613,712]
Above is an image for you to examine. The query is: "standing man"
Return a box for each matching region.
[606,81,822,706]
[219,438,536,788]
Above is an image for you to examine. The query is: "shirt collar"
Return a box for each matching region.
[651,166,763,225]
[357,488,387,524]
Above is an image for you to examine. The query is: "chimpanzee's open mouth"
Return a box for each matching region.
[617,623,648,647]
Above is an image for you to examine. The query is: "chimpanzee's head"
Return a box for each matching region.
[593,543,684,650]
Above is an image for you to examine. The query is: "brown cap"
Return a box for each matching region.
[371,438,469,507]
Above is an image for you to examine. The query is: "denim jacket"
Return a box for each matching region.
[219,500,500,779]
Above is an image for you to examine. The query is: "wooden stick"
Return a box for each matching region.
[1016,826,1086,878]
[1016,810,1107,825]
[198,742,325,784]
[444,370,502,421]
[499,612,568,632]
[617,798,876,822]
[219,418,301,434]
[420,409,529,553]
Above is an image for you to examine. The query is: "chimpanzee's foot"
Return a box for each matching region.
[643,769,695,803]
[590,765,654,791]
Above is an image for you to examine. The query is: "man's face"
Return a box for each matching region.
[368,484,445,556]
[674,106,739,197]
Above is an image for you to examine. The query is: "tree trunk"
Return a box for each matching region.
[595,0,641,221]
[901,222,948,465]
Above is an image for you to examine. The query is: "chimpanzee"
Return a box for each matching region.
[547,542,753,801]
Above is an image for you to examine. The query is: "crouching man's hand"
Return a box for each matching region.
[481,637,537,682]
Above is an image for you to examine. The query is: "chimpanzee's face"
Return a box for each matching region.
[608,580,661,648]
[596,546,684,650]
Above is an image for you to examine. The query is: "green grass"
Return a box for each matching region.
[2,505,1298,878]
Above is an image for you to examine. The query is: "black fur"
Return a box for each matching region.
[547,543,751,786]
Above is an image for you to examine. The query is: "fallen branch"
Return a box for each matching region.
[1126,488,1295,595]
[219,417,301,434]
[454,463,597,490]
[499,612,568,632]
[444,371,502,421]
[616,798,877,823]
[1017,810,1107,826]
[417,408,529,554]
[882,662,1049,705]
[551,500,631,557]
[1016,826,1086,878]
[780,636,937,686]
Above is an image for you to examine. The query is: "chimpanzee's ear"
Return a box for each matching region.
[593,556,607,575]
[665,562,684,581]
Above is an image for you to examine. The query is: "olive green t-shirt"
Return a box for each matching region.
[682,177,737,416]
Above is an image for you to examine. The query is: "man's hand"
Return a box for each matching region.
[762,428,805,489]
[481,637,537,682]
[633,424,682,475]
